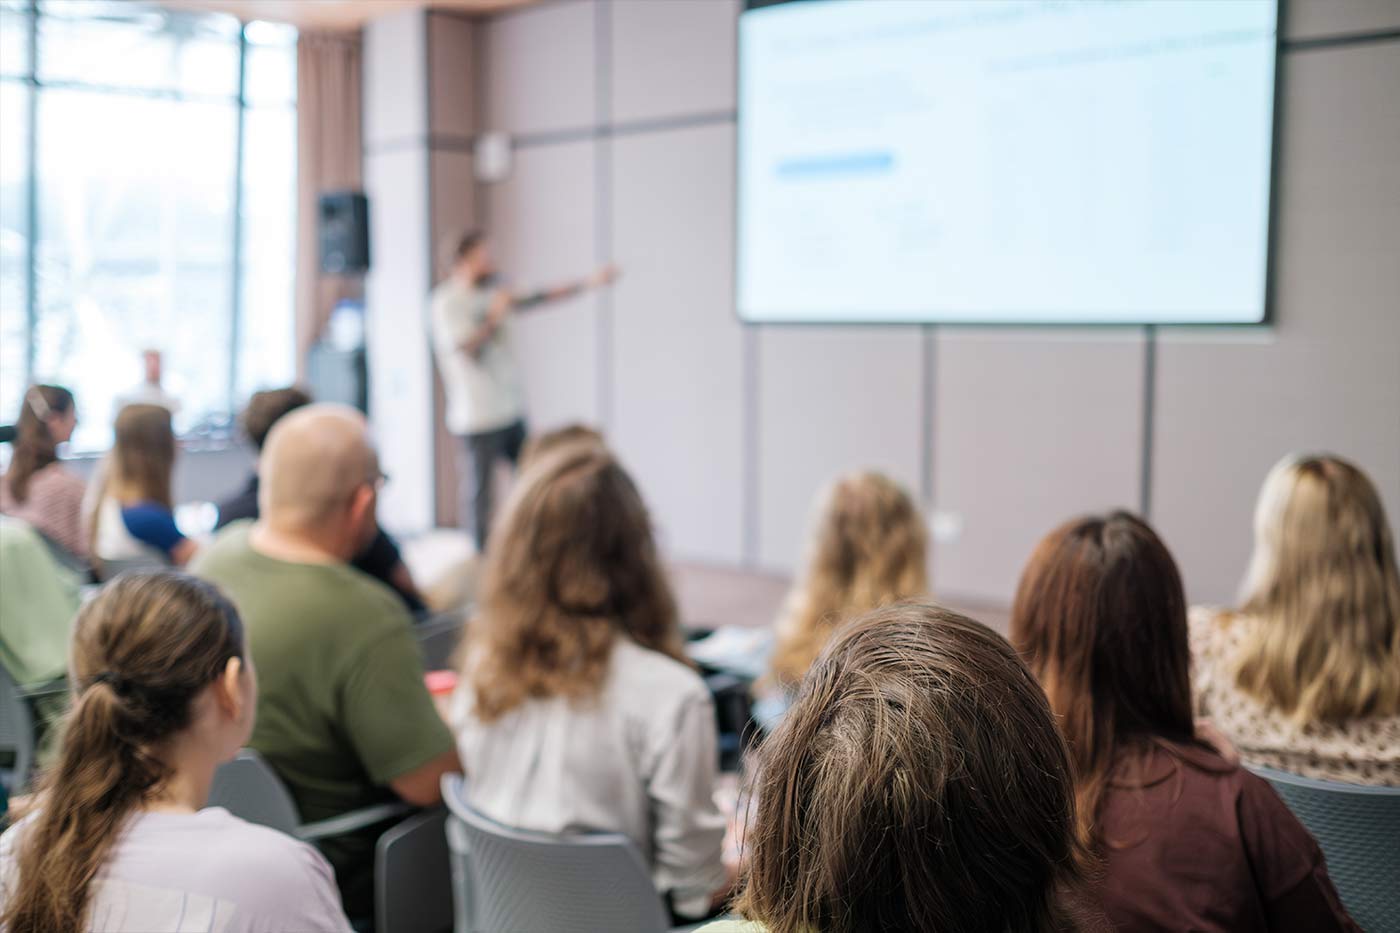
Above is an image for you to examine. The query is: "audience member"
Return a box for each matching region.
[0,572,351,933]
[0,517,80,757]
[760,471,926,723]
[703,602,1099,933]
[450,442,731,922]
[0,385,87,559]
[192,404,459,919]
[87,404,195,567]
[1191,454,1400,785]
[1011,511,1357,931]
[114,348,181,415]
[215,386,425,612]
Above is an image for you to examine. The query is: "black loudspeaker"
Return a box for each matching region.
[318,191,370,274]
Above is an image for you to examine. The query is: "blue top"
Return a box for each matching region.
[121,502,186,556]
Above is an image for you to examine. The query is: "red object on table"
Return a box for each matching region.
[424,669,458,697]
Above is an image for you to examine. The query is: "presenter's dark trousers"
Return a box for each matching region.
[463,418,527,552]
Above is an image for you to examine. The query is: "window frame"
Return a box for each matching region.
[0,0,295,452]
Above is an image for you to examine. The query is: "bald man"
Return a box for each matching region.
[193,404,459,922]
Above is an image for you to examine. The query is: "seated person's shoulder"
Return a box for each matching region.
[194,809,336,883]
[612,636,710,702]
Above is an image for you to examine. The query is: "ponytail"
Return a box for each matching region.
[1,573,243,933]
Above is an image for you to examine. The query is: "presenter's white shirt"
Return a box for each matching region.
[450,636,729,918]
[0,808,352,932]
[430,277,525,436]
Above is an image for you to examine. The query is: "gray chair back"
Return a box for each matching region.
[416,614,466,671]
[441,773,672,933]
[0,662,34,794]
[376,807,453,933]
[207,749,301,836]
[95,551,169,583]
[1249,764,1400,932]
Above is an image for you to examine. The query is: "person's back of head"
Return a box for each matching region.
[464,442,685,721]
[1010,511,1194,847]
[2,571,247,933]
[739,601,1093,933]
[1237,453,1400,724]
[240,386,313,453]
[769,471,928,687]
[256,403,380,558]
[517,423,605,471]
[5,385,75,503]
[109,403,175,507]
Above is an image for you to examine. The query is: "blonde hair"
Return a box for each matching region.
[462,443,687,722]
[768,472,929,688]
[1234,454,1400,724]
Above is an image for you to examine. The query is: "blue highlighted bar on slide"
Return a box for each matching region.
[775,151,895,179]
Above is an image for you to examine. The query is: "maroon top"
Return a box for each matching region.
[1096,742,1357,932]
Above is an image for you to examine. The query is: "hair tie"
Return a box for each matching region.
[25,388,52,420]
[91,671,127,693]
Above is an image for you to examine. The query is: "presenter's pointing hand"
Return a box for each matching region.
[589,263,621,289]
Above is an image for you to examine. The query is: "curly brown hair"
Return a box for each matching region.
[461,443,687,721]
[767,471,929,688]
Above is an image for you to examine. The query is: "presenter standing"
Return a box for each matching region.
[430,231,617,551]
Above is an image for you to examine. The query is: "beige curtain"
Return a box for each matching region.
[295,32,364,373]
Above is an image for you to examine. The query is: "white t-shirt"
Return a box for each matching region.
[451,636,728,918]
[429,277,526,435]
[0,808,352,933]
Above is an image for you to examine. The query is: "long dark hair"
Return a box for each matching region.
[6,385,74,503]
[738,601,1096,933]
[463,443,686,722]
[1010,511,1195,848]
[2,572,244,933]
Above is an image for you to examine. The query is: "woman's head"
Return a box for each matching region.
[769,471,928,687]
[3,572,251,933]
[110,404,176,507]
[518,422,605,471]
[1237,454,1400,723]
[464,443,684,721]
[1010,511,1193,845]
[740,601,1091,933]
[6,385,76,503]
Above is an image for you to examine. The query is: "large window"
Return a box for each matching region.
[0,0,296,451]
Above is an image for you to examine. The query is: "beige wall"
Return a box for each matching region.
[385,0,1400,607]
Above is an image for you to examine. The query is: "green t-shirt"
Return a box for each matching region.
[192,522,454,912]
[0,516,79,686]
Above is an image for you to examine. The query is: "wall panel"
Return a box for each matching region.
[1153,42,1400,604]
[483,0,598,136]
[932,329,1145,604]
[756,326,924,573]
[363,8,427,147]
[609,0,738,123]
[486,140,601,430]
[610,124,745,563]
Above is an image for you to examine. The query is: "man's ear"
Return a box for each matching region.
[349,484,376,529]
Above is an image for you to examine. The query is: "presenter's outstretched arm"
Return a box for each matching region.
[513,262,620,311]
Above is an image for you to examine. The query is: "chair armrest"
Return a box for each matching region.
[16,677,68,701]
[297,801,413,841]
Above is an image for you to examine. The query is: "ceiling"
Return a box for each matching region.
[157,0,538,31]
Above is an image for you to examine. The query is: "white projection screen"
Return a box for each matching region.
[736,0,1280,325]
